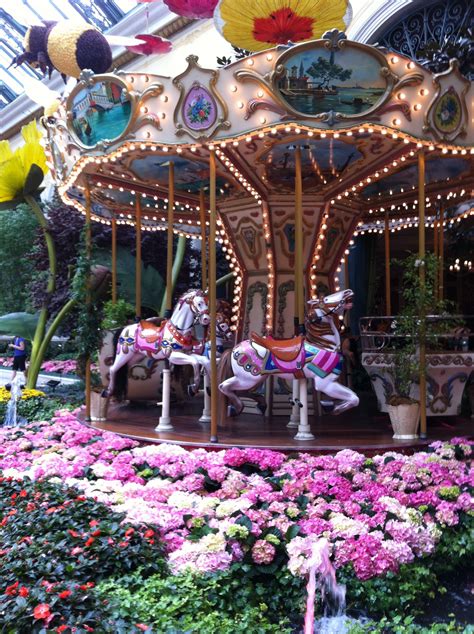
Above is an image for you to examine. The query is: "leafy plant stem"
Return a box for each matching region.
[160,235,186,316]
[24,194,57,389]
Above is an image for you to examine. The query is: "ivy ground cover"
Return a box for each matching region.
[0,410,473,632]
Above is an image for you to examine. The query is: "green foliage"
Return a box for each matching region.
[72,227,105,365]
[0,477,165,633]
[101,298,135,330]
[97,564,302,633]
[0,205,38,314]
[0,396,65,423]
[94,245,164,313]
[341,515,474,618]
[348,616,474,633]
[0,312,39,341]
[389,252,460,400]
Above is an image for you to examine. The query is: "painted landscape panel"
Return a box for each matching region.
[70,80,132,146]
[277,46,386,116]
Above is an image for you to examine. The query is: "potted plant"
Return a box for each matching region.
[386,325,421,439]
[386,253,461,438]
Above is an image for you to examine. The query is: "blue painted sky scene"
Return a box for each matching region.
[278,47,386,116]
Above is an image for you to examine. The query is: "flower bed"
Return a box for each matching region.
[0,358,98,375]
[1,411,473,631]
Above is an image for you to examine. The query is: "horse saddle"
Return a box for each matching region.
[251,333,304,363]
[139,319,165,344]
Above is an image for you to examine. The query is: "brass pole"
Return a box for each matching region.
[111,217,117,304]
[294,146,304,331]
[418,151,427,438]
[199,189,207,291]
[209,151,218,442]
[165,162,175,317]
[439,206,444,301]
[85,184,92,421]
[135,197,142,319]
[384,211,391,315]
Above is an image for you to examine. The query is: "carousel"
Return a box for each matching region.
[43,29,474,451]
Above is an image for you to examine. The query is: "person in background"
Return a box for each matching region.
[6,335,27,389]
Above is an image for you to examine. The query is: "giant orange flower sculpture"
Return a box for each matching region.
[215,0,352,52]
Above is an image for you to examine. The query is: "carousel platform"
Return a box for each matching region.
[81,393,473,455]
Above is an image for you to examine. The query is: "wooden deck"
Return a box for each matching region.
[81,392,473,455]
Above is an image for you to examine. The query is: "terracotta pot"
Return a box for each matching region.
[90,390,109,422]
[387,402,420,440]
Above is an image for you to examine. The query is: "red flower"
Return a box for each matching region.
[58,590,72,599]
[79,582,95,591]
[84,537,95,547]
[144,529,154,538]
[68,529,80,538]
[136,625,149,632]
[75,496,86,501]
[33,603,52,620]
[91,529,101,537]
[56,626,68,633]
[253,7,314,44]
[5,581,19,595]
[71,547,83,556]
[19,490,28,498]
[19,586,29,597]
[125,528,135,537]
[46,507,57,514]
[89,520,99,527]
[119,541,129,548]
[84,626,94,632]
[26,502,36,512]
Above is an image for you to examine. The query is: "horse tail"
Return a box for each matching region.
[110,328,129,401]
[217,348,233,420]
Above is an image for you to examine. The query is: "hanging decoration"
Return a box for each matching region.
[11,21,113,79]
[124,34,172,55]
[163,0,219,19]
[214,0,352,52]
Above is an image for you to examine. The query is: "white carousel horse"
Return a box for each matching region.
[103,289,211,399]
[218,289,359,416]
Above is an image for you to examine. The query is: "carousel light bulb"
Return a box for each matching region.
[257,90,264,98]
[391,56,399,64]
[414,103,422,111]
[393,118,401,126]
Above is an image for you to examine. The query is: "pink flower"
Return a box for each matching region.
[251,539,276,565]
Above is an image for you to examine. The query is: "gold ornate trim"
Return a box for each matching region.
[423,59,469,142]
[173,55,231,141]
[66,70,163,150]
[235,32,422,126]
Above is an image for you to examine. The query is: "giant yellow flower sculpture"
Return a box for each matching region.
[215,0,352,52]
[0,121,48,205]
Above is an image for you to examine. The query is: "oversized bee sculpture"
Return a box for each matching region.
[12,21,113,80]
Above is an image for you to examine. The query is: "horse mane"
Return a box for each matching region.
[305,313,338,350]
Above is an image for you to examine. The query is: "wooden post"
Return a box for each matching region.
[294,146,305,332]
[165,162,175,317]
[418,151,427,439]
[199,189,207,291]
[209,151,219,442]
[85,184,92,421]
[111,217,117,304]
[439,206,444,301]
[135,196,142,320]
[384,211,391,315]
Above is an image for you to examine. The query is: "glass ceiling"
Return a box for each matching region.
[0,0,137,110]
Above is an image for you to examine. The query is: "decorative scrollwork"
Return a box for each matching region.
[376,0,473,78]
